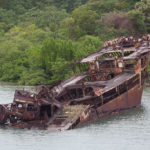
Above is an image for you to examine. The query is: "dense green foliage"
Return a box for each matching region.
[0,0,150,85]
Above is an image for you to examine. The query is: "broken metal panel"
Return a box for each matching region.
[97,85,143,114]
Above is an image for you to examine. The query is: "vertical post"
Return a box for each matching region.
[51,104,53,117]
[101,94,103,105]
[82,82,85,97]
[139,59,142,87]
[121,47,124,58]
[78,63,81,73]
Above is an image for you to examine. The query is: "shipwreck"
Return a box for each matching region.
[0,35,150,130]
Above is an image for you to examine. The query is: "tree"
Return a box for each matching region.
[40,38,75,76]
[19,6,69,38]
[51,57,74,83]
[0,8,17,31]
[128,9,146,33]
[61,17,85,39]
[134,0,150,32]
[51,0,89,12]
[72,6,99,35]
[74,35,103,59]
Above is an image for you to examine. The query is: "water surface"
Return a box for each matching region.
[0,85,150,150]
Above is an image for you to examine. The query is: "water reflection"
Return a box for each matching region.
[93,105,146,126]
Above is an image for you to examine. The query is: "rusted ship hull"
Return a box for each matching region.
[97,85,143,114]
[73,84,144,129]
[10,84,143,130]
[0,35,150,130]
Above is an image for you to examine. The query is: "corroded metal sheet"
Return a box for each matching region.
[96,85,143,114]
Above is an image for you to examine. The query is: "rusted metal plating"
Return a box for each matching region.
[0,35,150,130]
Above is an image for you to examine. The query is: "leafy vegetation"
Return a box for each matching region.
[0,0,149,85]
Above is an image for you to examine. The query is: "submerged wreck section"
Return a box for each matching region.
[0,35,150,130]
